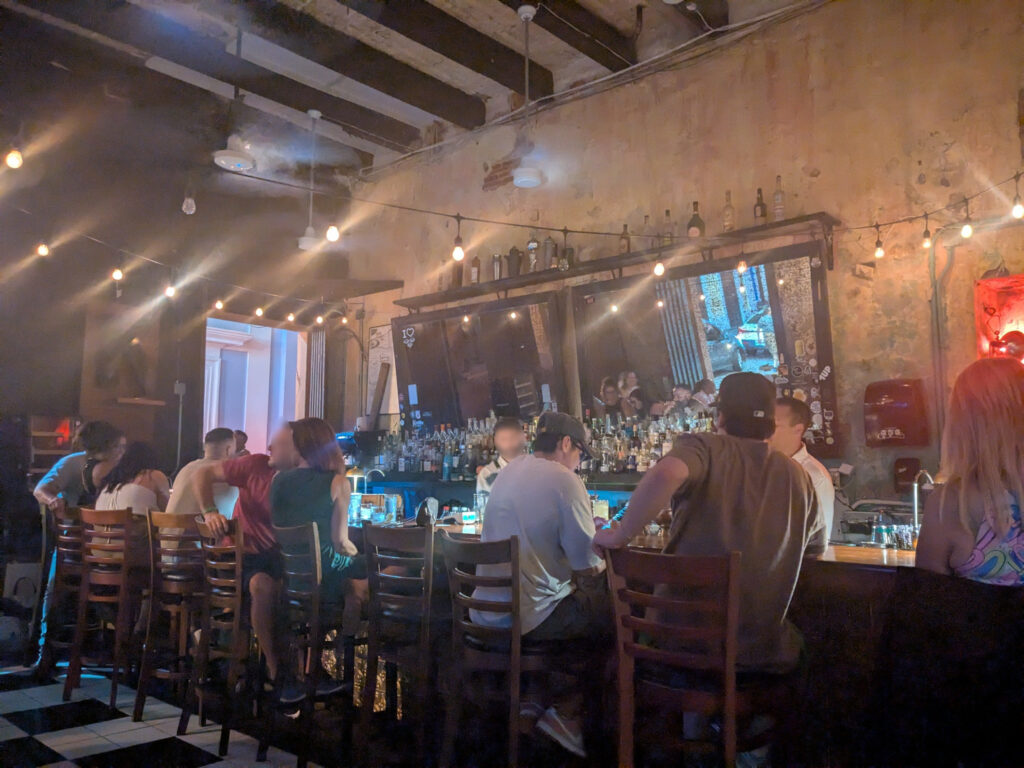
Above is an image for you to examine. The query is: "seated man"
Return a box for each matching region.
[166,427,238,518]
[594,372,825,675]
[193,425,298,683]
[472,412,608,758]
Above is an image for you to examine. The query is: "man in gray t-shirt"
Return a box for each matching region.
[472,412,608,758]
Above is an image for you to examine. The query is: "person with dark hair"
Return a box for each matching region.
[475,417,526,494]
[234,429,250,457]
[594,372,824,676]
[691,378,717,410]
[95,441,170,514]
[192,423,299,683]
[30,420,125,678]
[165,427,238,518]
[770,396,835,545]
[594,376,625,420]
[472,412,608,757]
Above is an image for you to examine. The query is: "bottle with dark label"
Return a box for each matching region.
[686,202,705,238]
[451,257,464,288]
[618,224,631,254]
[492,252,503,281]
[773,175,785,222]
[721,190,735,232]
[470,253,480,284]
[659,209,675,246]
[754,188,768,226]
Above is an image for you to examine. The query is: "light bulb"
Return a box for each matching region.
[287,312,295,322]
[922,231,932,250]
[1013,196,1024,220]
[778,278,785,286]
[35,243,49,257]
[656,299,664,308]
[214,300,224,310]
[611,304,619,313]
[111,268,124,281]
[452,235,465,261]
[326,225,340,242]
[739,285,746,293]
[315,315,324,325]
[961,221,973,239]
[699,293,706,302]
[341,316,348,325]
[181,196,196,215]
[874,241,885,259]
[509,311,517,320]
[462,315,469,323]
[736,260,748,274]
[255,307,264,317]
[164,285,176,298]
[653,262,665,277]
[5,149,23,169]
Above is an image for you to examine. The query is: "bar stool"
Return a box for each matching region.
[40,506,85,668]
[132,511,205,720]
[265,523,355,768]
[177,518,250,758]
[605,547,788,767]
[358,523,441,760]
[438,530,598,768]
[63,507,147,708]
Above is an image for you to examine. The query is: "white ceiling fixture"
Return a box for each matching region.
[298,109,322,251]
[213,134,256,172]
[513,4,544,189]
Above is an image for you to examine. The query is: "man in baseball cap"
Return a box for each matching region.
[594,372,825,676]
[470,410,606,757]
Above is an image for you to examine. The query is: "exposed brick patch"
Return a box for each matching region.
[482,157,522,191]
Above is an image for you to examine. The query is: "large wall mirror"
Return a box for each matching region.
[391,292,564,431]
[572,240,840,456]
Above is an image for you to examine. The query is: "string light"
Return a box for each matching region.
[452,213,465,261]
[873,224,885,259]
[315,315,324,325]
[610,304,619,313]
[462,315,469,323]
[1012,173,1023,220]
[5,148,23,169]
[181,196,196,216]
[656,299,664,308]
[164,285,176,298]
[341,316,348,324]
[509,311,518,320]
[326,225,340,242]
[287,312,295,322]
[777,277,785,286]
[960,198,973,239]
[35,243,49,257]
[214,299,224,310]
[699,293,706,301]
[739,285,746,293]
[255,307,264,317]
[111,267,124,281]
[921,214,932,250]
[653,261,665,277]
[736,260,748,274]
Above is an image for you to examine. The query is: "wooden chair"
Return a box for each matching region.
[41,506,85,665]
[132,511,205,720]
[176,517,249,758]
[606,547,757,767]
[265,523,353,768]
[438,530,598,768]
[63,507,147,708]
[358,524,439,759]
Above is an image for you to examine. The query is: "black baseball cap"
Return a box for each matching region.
[718,372,777,440]
[536,412,590,457]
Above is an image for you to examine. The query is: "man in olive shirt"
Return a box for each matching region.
[593,372,824,673]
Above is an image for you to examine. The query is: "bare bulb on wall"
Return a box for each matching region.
[326,225,340,242]
[5,148,23,169]
[1013,197,1024,220]
[452,235,465,261]
[653,262,665,277]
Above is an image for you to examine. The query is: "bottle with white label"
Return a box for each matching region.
[773,175,785,222]
[470,253,480,284]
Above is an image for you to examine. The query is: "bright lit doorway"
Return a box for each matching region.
[203,318,308,452]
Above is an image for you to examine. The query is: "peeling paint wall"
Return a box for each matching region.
[339,0,1024,498]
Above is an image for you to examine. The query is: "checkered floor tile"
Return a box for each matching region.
[0,669,308,767]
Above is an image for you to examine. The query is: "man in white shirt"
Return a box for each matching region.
[770,396,836,545]
[166,428,238,517]
[474,417,526,495]
[472,412,607,757]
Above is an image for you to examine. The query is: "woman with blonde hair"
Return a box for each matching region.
[916,357,1024,583]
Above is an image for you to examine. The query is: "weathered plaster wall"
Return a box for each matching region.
[337,0,1024,497]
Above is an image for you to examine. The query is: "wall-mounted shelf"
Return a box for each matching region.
[394,212,839,312]
[116,397,167,407]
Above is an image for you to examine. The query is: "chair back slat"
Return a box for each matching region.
[364,524,434,632]
[439,531,520,649]
[146,511,203,582]
[195,517,245,663]
[273,523,323,615]
[79,507,139,571]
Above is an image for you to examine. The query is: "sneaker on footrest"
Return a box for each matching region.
[536,706,586,758]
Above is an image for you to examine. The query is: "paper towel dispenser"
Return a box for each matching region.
[864,378,930,447]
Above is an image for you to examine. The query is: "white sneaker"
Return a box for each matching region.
[536,706,586,758]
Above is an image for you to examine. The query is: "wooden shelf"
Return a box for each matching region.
[116,397,167,407]
[394,212,840,311]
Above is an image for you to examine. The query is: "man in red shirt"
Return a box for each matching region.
[193,425,298,682]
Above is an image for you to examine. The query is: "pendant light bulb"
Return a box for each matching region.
[611,304,619,313]
[452,236,465,262]
[656,299,665,308]
[111,268,124,281]
[164,285,176,298]
[214,300,224,310]
[960,199,973,239]
[181,196,196,215]
[5,148,23,169]
[315,315,324,325]
[873,224,884,259]
[287,312,295,322]
[736,260,748,274]
[509,311,518,320]
[255,307,264,317]
[653,261,665,277]
[921,214,932,249]
[1013,197,1024,220]
[35,243,49,257]
[341,316,349,325]
[325,225,340,242]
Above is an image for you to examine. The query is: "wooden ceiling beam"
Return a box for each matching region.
[231,1,486,130]
[496,0,637,72]
[19,0,420,154]
[334,0,553,98]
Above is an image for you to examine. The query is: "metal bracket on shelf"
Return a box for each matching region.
[824,227,835,270]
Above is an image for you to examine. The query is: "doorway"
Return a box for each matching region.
[203,318,308,452]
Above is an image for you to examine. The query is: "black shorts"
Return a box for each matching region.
[242,549,283,592]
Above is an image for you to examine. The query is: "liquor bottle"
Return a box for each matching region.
[507,246,523,277]
[542,236,557,270]
[686,202,705,238]
[469,253,481,284]
[618,224,631,254]
[559,247,574,271]
[526,234,539,273]
[721,190,736,232]
[451,256,464,288]
[641,214,654,246]
[438,258,447,291]
[753,188,768,226]
[772,175,785,222]
[492,252,503,281]
[659,209,676,246]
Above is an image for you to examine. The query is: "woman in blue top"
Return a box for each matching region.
[270,417,366,634]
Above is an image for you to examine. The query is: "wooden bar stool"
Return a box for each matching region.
[177,518,250,758]
[606,547,786,768]
[63,507,147,708]
[40,506,85,668]
[358,523,441,760]
[132,511,205,721]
